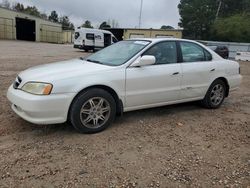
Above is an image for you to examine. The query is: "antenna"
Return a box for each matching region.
[139,0,143,28]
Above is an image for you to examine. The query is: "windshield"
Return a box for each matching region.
[83,40,151,66]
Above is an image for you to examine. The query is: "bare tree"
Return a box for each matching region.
[1,0,11,8]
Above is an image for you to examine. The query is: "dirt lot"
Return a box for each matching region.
[0,40,249,188]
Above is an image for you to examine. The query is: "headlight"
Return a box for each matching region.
[21,82,53,95]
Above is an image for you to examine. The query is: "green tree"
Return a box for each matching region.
[49,10,59,22]
[178,0,217,39]
[23,6,41,17]
[218,0,250,17]
[12,3,42,18]
[161,25,174,29]
[40,13,48,20]
[211,14,250,42]
[59,16,74,30]
[81,20,93,28]
[12,2,24,11]
[99,21,111,29]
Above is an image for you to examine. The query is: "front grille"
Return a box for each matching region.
[13,76,22,89]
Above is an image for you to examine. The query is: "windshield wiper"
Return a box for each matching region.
[86,59,103,64]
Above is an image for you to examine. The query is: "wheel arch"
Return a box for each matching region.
[67,85,123,121]
[212,77,230,97]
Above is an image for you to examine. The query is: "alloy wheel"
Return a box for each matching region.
[79,97,111,129]
[210,84,224,106]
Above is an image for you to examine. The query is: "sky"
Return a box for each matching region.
[1,0,181,29]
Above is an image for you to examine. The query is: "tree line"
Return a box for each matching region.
[0,0,75,30]
[0,0,124,31]
[178,0,250,42]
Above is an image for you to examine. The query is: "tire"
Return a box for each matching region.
[201,79,226,109]
[69,88,116,133]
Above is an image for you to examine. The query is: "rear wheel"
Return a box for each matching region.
[202,79,226,109]
[69,88,116,133]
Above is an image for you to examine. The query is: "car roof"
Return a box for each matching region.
[75,27,112,34]
[126,38,224,61]
[127,38,199,43]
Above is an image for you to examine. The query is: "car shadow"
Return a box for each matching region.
[32,102,202,135]
[20,101,204,136]
[113,101,202,124]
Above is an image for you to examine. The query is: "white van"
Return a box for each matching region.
[74,28,118,52]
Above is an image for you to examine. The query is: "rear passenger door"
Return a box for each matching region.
[179,41,217,99]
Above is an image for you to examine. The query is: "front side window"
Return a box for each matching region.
[180,42,211,62]
[143,41,177,64]
[84,40,150,66]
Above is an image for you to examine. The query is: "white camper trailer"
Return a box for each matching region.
[74,28,118,52]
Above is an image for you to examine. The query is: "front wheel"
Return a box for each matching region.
[202,79,226,109]
[69,89,116,133]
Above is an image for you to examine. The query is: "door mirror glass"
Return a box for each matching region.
[131,55,156,67]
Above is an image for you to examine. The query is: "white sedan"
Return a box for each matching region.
[7,38,241,133]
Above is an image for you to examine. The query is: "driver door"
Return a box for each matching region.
[125,41,182,109]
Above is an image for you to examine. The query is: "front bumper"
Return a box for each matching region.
[7,85,76,125]
[74,44,83,49]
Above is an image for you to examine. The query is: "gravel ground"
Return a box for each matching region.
[0,40,249,188]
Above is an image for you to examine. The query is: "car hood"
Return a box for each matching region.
[19,58,113,82]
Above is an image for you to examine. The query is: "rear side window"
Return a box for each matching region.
[180,42,212,62]
[86,33,94,40]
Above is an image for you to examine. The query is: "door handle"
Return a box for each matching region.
[172,72,179,75]
[210,68,215,72]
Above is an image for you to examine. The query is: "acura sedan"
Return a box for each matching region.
[7,38,241,133]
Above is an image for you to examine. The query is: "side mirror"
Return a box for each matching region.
[130,55,156,67]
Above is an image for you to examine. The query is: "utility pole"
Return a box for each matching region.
[139,0,143,28]
[216,0,222,19]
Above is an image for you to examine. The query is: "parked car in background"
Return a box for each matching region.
[74,28,118,52]
[7,38,241,133]
[207,45,229,59]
